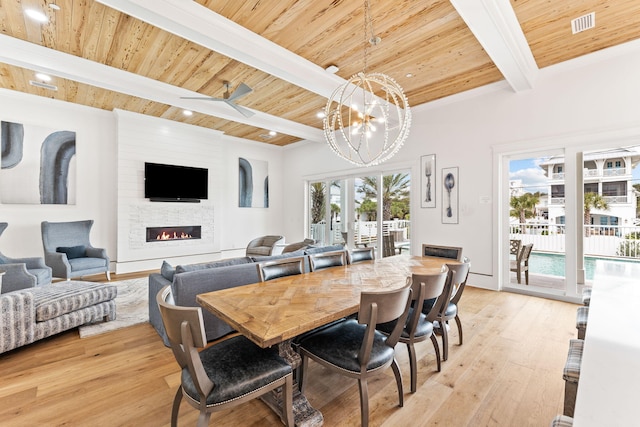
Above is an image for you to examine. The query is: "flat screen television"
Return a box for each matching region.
[144,162,208,202]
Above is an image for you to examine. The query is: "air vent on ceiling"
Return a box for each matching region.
[29,80,58,91]
[571,12,595,34]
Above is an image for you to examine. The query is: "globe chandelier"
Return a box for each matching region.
[323,0,411,167]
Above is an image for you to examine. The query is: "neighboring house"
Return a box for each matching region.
[537,148,640,229]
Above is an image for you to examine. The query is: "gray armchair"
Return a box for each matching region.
[245,235,284,257]
[41,220,110,281]
[0,223,52,293]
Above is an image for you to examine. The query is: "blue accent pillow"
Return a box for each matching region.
[56,245,86,259]
[161,260,175,281]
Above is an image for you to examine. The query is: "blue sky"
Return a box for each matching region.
[509,156,640,194]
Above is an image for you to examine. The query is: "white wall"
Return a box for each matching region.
[0,89,117,263]
[0,91,286,274]
[282,41,640,290]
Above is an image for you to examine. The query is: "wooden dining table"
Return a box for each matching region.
[196,255,458,426]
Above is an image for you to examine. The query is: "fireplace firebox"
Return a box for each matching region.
[146,226,201,242]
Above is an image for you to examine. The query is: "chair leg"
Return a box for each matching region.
[197,411,211,427]
[391,358,404,407]
[105,270,111,281]
[298,354,309,393]
[430,334,441,372]
[516,268,522,284]
[358,378,370,427]
[524,269,529,285]
[406,342,418,393]
[454,315,463,345]
[171,387,182,427]
[441,321,450,361]
[282,375,294,427]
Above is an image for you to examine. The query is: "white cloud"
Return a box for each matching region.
[510,167,548,193]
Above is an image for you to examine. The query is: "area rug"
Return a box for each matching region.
[79,277,148,338]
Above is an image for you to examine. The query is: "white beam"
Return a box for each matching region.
[0,35,324,142]
[96,0,345,99]
[450,0,538,92]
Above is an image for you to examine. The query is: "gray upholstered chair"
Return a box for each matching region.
[421,243,463,261]
[41,220,110,281]
[0,222,52,293]
[281,238,315,254]
[156,286,294,427]
[297,282,412,427]
[246,235,284,257]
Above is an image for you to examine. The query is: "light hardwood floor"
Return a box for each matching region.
[0,273,578,426]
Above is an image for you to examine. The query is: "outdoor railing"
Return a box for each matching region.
[310,219,411,247]
[510,223,640,258]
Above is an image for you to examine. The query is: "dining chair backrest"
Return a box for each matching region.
[358,282,413,357]
[309,250,347,272]
[349,247,375,264]
[421,244,463,261]
[406,268,448,337]
[156,286,213,393]
[447,258,471,304]
[425,268,456,323]
[257,256,305,282]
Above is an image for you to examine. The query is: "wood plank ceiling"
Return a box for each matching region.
[1,0,640,146]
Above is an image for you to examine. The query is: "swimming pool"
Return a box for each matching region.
[529,252,640,280]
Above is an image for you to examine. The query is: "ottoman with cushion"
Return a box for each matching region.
[0,281,117,354]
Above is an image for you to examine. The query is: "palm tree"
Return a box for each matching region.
[584,192,609,237]
[357,174,410,221]
[310,182,326,224]
[510,193,540,233]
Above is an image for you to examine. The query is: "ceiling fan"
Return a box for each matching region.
[181,81,254,117]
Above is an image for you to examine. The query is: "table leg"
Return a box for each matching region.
[260,340,324,427]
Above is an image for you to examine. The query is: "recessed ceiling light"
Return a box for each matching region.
[49,3,61,11]
[325,65,339,74]
[25,9,48,23]
[405,73,414,78]
[182,110,193,116]
[35,73,52,82]
[268,130,277,136]
[316,111,326,119]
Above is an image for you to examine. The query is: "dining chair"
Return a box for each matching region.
[423,258,471,361]
[257,256,305,282]
[309,250,347,272]
[297,282,412,427]
[156,286,294,427]
[421,243,463,261]
[348,246,375,264]
[510,243,533,284]
[377,267,448,392]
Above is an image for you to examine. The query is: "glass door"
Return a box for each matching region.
[505,152,567,295]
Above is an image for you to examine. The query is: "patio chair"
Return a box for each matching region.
[510,239,522,257]
[510,243,533,284]
[382,234,397,257]
[156,286,294,427]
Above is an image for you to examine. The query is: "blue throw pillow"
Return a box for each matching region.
[161,260,175,281]
[56,245,86,259]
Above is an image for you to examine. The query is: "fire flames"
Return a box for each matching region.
[156,231,193,240]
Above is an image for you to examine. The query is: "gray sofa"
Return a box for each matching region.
[0,281,117,354]
[149,244,345,346]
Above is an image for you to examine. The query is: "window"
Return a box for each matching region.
[602,181,625,196]
[557,166,563,173]
[551,184,565,198]
[584,183,598,194]
[615,160,622,168]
